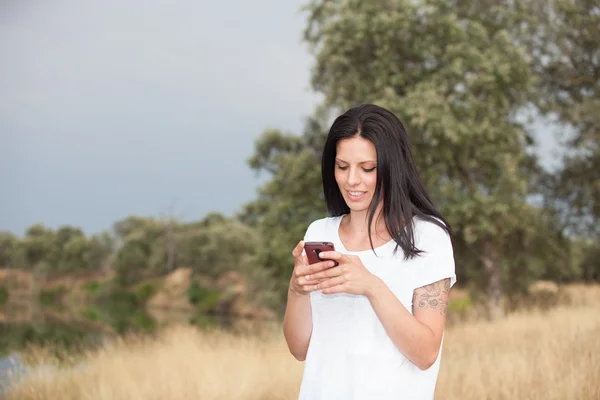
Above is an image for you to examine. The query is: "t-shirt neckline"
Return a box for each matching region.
[334,214,396,255]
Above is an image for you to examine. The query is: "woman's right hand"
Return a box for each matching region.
[290,240,337,295]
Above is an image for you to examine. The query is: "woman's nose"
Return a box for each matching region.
[347,168,361,185]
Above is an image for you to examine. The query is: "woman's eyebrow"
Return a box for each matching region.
[335,158,377,164]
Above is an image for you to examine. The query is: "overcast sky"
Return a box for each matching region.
[1,0,562,236]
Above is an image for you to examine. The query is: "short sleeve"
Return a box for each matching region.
[303,221,315,242]
[412,221,456,290]
[301,220,319,257]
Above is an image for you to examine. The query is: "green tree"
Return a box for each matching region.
[308,0,557,318]
[113,216,163,242]
[86,232,116,270]
[52,225,85,271]
[21,223,55,270]
[527,0,600,282]
[0,232,19,267]
[579,240,600,282]
[59,236,91,272]
[247,0,555,318]
[114,232,150,285]
[179,213,259,279]
[534,0,599,235]
[242,114,331,305]
[113,216,163,284]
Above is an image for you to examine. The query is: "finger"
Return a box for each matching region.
[295,276,328,286]
[295,260,336,277]
[316,275,346,290]
[317,251,343,261]
[300,284,322,293]
[292,241,305,261]
[321,282,349,295]
[306,266,343,281]
[293,284,319,294]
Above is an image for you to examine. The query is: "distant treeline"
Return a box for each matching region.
[0,213,274,301]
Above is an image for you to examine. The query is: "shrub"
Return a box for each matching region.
[40,285,67,305]
[105,287,138,309]
[135,283,156,303]
[0,286,8,305]
[83,281,102,296]
[449,296,472,314]
[82,307,100,322]
[130,310,156,332]
[188,281,220,312]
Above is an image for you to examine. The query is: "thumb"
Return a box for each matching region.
[292,240,305,261]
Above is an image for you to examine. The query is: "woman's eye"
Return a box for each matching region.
[363,167,376,173]
[337,165,348,170]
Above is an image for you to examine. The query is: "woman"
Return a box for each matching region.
[283,104,456,399]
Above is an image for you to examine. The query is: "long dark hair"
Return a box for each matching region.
[321,104,452,259]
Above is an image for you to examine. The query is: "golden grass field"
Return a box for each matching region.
[5,284,600,400]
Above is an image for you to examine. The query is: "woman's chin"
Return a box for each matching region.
[345,202,370,213]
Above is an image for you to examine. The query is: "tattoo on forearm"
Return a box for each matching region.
[412,278,450,316]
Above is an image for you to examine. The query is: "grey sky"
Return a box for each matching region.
[1,0,561,236]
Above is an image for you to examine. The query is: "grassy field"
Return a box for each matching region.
[5,284,600,400]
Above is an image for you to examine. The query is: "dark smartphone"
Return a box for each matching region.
[304,241,338,266]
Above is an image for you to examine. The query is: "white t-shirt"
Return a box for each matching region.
[298,215,456,400]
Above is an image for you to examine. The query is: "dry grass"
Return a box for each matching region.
[7,324,303,400]
[436,305,600,400]
[6,284,600,400]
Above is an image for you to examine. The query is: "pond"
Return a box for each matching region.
[0,355,23,397]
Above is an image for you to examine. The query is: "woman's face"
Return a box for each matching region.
[334,136,379,213]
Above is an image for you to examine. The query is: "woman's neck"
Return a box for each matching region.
[344,207,389,240]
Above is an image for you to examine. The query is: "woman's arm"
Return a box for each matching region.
[283,284,313,361]
[306,250,451,370]
[312,222,454,369]
[283,240,336,361]
[367,277,450,370]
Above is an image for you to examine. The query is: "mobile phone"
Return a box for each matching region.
[304,241,338,266]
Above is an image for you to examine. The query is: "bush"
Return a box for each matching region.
[190,313,219,330]
[82,307,100,322]
[105,287,139,309]
[0,286,8,305]
[83,281,102,296]
[130,310,156,332]
[446,295,475,324]
[135,283,156,303]
[188,281,220,312]
[448,296,472,314]
[40,285,67,305]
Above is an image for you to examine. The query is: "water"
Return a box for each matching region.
[0,355,24,397]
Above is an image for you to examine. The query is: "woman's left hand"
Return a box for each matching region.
[304,251,382,297]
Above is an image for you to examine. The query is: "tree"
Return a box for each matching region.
[536,0,599,235]
[158,201,190,273]
[59,236,92,273]
[114,230,152,285]
[241,113,331,305]
[305,0,556,318]
[86,232,115,270]
[21,224,55,270]
[246,0,555,317]
[112,216,164,283]
[52,225,85,271]
[179,213,259,279]
[0,232,18,267]
[523,0,600,283]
